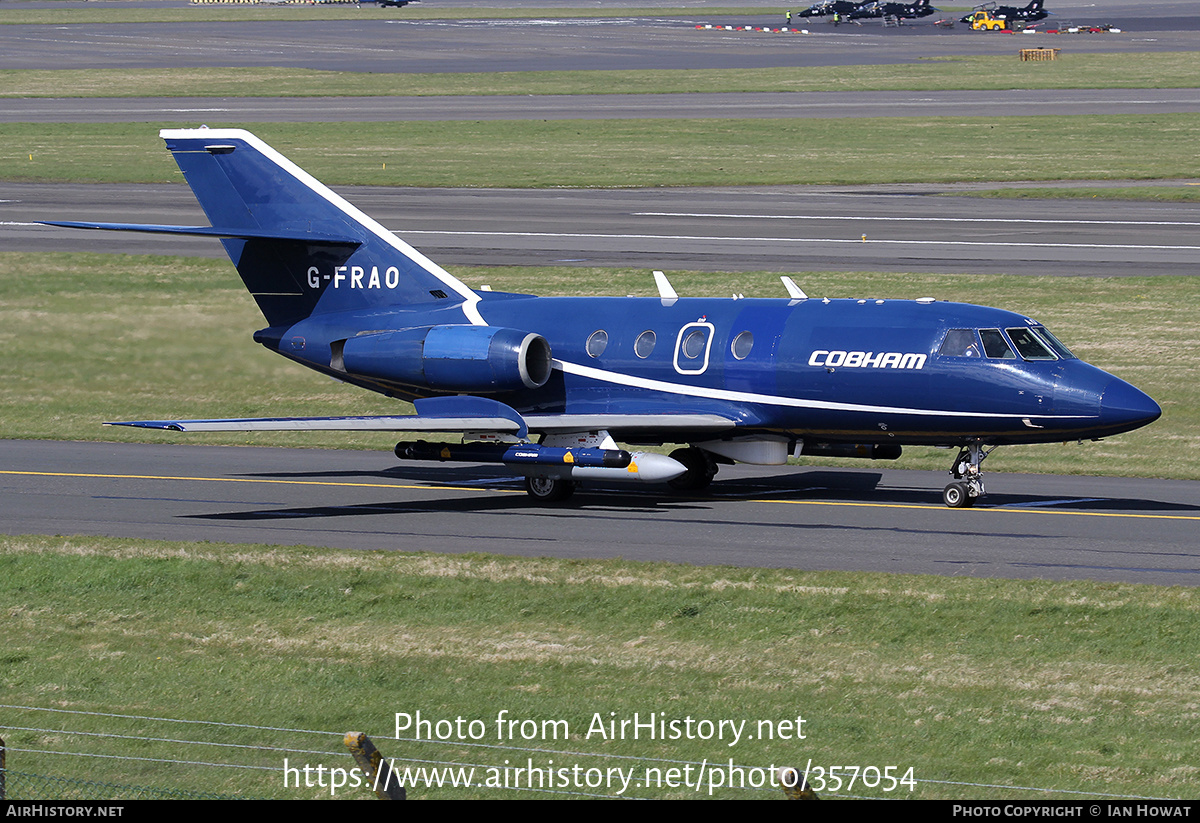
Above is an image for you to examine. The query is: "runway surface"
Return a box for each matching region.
[2,5,1199,75]
[8,181,1200,276]
[3,440,1197,587]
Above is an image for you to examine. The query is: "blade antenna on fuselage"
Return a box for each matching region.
[780,276,808,300]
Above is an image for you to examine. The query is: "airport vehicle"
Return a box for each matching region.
[969,9,1009,30]
[848,0,937,20]
[43,129,1161,508]
[796,1,868,18]
[961,1,1049,25]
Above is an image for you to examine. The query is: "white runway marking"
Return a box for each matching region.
[399,229,1200,252]
[634,212,1200,227]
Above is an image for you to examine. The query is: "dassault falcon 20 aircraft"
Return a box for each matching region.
[45,129,1160,508]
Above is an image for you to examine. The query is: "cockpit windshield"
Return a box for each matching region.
[1030,326,1076,360]
[1006,327,1057,361]
[941,326,1078,362]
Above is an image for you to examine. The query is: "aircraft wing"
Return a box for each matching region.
[106,396,737,440]
[105,415,528,433]
[107,396,529,437]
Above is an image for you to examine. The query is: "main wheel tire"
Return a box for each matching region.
[942,481,974,508]
[667,447,717,491]
[525,476,575,503]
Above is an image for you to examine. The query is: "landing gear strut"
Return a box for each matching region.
[943,442,995,508]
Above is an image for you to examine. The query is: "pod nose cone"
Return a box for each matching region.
[1100,379,1161,434]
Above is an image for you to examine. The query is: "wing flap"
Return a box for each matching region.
[525,413,737,434]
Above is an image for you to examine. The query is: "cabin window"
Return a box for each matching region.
[731,331,754,360]
[1006,327,1057,361]
[682,329,707,359]
[980,329,1015,359]
[634,330,656,359]
[586,330,608,358]
[938,328,981,358]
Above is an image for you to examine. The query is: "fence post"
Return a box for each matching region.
[344,732,405,800]
[778,766,818,800]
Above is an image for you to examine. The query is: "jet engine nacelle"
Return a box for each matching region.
[336,325,553,393]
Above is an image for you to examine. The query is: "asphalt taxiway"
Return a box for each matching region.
[3,440,1198,587]
[2,11,1199,75]
[8,181,1200,276]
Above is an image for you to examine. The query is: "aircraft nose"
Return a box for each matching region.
[1100,378,1161,433]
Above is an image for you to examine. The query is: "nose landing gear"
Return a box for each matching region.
[943,442,995,508]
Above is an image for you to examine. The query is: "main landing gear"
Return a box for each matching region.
[667,447,719,491]
[525,475,575,502]
[942,442,995,508]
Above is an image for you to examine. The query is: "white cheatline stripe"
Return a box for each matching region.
[553,359,1088,420]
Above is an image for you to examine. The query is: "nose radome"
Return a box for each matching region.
[1101,379,1162,433]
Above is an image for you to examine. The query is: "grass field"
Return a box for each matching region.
[964,185,1200,202]
[2,535,1197,800]
[5,115,1200,188]
[6,53,1200,98]
[1,253,1192,480]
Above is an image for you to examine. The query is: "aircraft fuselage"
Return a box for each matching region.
[268,294,1158,450]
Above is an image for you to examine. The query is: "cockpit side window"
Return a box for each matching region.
[1006,327,1057,361]
[938,328,981,358]
[980,329,1015,359]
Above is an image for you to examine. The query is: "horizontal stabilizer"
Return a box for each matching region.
[40,220,361,247]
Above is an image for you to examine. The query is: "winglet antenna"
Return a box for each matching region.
[780,276,808,299]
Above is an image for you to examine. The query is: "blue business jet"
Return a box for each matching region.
[45,129,1160,507]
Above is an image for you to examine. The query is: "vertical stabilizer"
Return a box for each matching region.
[159,128,483,327]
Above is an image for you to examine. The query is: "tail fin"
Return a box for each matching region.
[159,129,481,327]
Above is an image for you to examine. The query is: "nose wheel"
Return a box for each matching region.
[943,443,994,508]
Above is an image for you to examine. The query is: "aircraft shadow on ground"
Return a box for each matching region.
[192,467,1200,521]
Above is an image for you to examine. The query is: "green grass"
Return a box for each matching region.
[961,185,1200,202]
[5,115,1200,188]
[6,53,1200,98]
[2,535,1197,799]
[1,253,1193,480]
